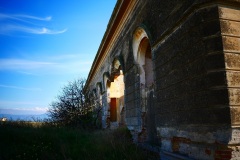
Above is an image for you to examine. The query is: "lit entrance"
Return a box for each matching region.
[107,59,125,128]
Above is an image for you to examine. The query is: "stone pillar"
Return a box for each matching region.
[101,92,108,128]
[220,5,240,159]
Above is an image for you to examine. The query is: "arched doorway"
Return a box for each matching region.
[138,37,154,90]
[102,72,111,128]
[107,58,125,129]
[133,27,155,143]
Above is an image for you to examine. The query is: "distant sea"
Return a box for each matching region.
[0,114,49,121]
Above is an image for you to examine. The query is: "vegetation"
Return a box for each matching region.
[0,121,152,160]
[0,80,159,159]
[48,78,101,128]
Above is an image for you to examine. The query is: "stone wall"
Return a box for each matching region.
[85,0,240,159]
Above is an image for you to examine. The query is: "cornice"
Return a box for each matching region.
[85,0,138,90]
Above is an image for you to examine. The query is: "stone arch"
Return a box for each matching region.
[103,72,110,92]
[96,82,103,95]
[114,54,125,74]
[100,72,111,128]
[133,26,155,143]
[132,27,154,89]
[105,57,126,128]
[132,27,149,63]
[96,82,103,106]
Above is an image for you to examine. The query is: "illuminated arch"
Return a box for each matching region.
[112,55,125,74]
[132,27,154,89]
[105,57,126,126]
[132,27,149,63]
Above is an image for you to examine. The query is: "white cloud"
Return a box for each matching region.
[0,101,48,115]
[0,84,42,91]
[0,56,92,76]
[0,107,48,115]
[36,27,67,34]
[0,58,56,70]
[0,100,39,106]
[13,107,48,112]
[0,24,67,35]
[0,13,51,21]
[14,14,52,21]
[0,13,66,35]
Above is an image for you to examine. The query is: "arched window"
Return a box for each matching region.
[137,37,154,89]
[133,27,154,98]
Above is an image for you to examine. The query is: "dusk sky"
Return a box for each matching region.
[0,0,116,115]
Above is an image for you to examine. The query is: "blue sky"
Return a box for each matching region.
[0,0,116,115]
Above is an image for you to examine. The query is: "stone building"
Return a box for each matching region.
[84,0,240,159]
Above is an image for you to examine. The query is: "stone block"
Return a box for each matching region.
[221,20,240,37]
[226,71,240,87]
[229,88,240,105]
[230,107,240,126]
[229,129,240,144]
[225,53,240,69]
[222,36,240,52]
[219,7,240,21]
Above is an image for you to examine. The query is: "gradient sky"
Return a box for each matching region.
[0,0,116,115]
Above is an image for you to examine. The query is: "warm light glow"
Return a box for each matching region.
[110,74,124,98]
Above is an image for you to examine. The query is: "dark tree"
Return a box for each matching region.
[48,78,102,128]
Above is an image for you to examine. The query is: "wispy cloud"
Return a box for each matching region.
[0,84,42,91]
[10,107,48,112]
[0,107,48,115]
[0,56,92,76]
[0,100,39,106]
[0,13,67,35]
[0,59,56,70]
[0,13,52,21]
[0,100,48,114]
[1,25,67,35]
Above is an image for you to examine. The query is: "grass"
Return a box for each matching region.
[0,121,153,160]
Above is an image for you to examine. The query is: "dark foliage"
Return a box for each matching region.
[48,78,101,128]
[0,122,150,160]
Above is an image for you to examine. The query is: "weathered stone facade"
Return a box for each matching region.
[84,0,240,159]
